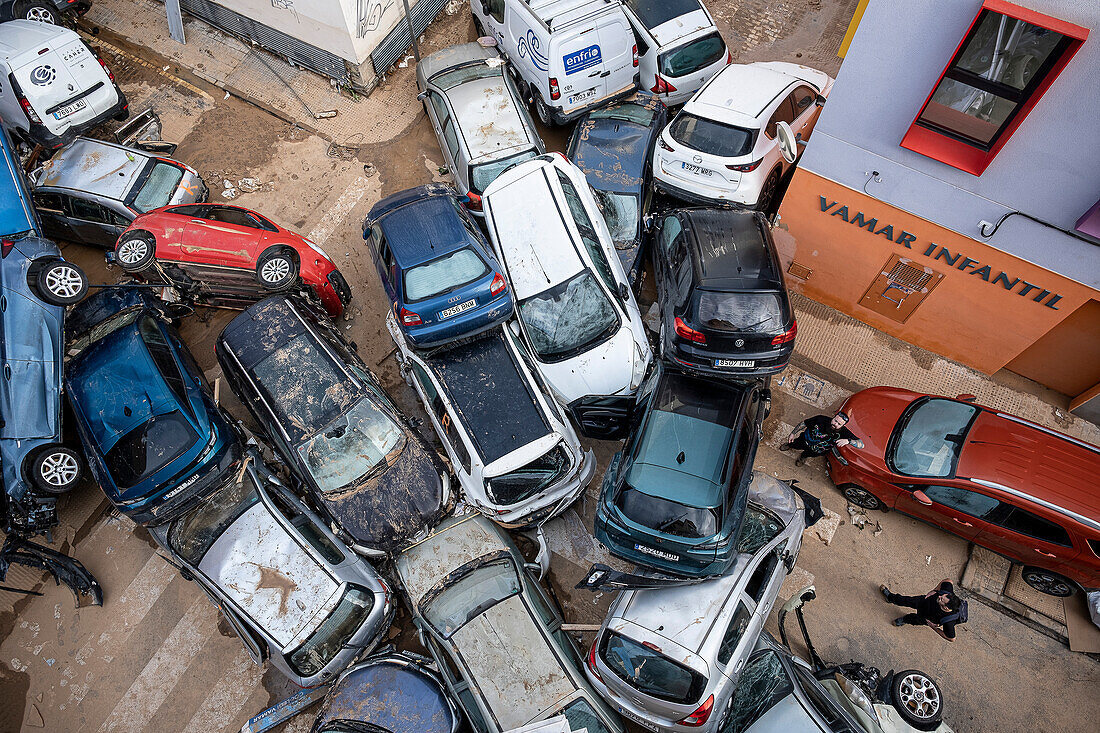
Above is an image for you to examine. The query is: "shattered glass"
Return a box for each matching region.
[722,651,794,733]
[559,698,614,733]
[519,271,618,360]
[289,586,374,677]
[591,189,639,248]
[737,506,784,555]
[696,292,783,333]
[298,398,405,494]
[403,248,489,302]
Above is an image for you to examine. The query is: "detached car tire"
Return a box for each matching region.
[1021,566,1076,597]
[30,446,83,495]
[35,260,88,306]
[256,248,298,291]
[890,669,943,732]
[116,233,157,273]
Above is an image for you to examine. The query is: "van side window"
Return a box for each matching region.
[994,506,1072,547]
[557,171,617,292]
[487,0,504,23]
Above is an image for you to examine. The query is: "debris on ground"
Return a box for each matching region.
[846,503,883,535]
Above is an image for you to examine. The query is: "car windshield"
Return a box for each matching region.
[104,411,198,489]
[470,148,539,194]
[616,486,718,538]
[659,32,726,77]
[519,271,619,360]
[589,102,655,126]
[168,470,260,565]
[297,397,405,494]
[556,698,614,733]
[486,444,570,505]
[67,308,141,357]
[737,505,784,555]
[422,559,521,638]
[890,398,979,478]
[132,161,185,213]
[669,113,755,158]
[430,61,502,91]
[591,189,640,249]
[602,631,706,704]
[696,291,784,334]
[724,650,794,733]
[289,586,375,677]
[403,247,489,303]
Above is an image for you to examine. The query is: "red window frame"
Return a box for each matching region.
[900,0,1088,176]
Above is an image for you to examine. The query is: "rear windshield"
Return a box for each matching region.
[602,631,707,704]
[659,32,726,77]
[616,486,718,538]
[669,113,755,158]
[470,148,539,194]
[519,271,619,361]
[486,444,570,505]
[423,559,521,638]
[430,61,502,91]
[589,102,655,126]
[132,161,184,213]
[169,470,259,565]
[404,247,489,303]
[104,411,198,489]
[696,291,784,334]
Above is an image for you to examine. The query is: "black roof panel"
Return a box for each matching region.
[683,210,780,290]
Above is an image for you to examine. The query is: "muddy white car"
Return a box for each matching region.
[147,448,392,687]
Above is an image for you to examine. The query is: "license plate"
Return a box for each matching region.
[568,88,597,105]
[634,543,679,562]
[52,99,87,120]
[618,706,659,732]
[716,359,754,368]
[438,298,476,320]
[681,161,713,177]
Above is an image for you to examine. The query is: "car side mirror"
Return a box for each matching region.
[956,393,977,402]
[815,94,827,107]
[618,282,630,302]
[416,90,428,102]
[912,490,933,506]
[775,121,798,164]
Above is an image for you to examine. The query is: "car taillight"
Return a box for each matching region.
[490,273,507,296]
[1,240,13,258]
[651,75,677,94]
[632,44,639,67]
[18,95,41,124]
[97,56,115,82]
[463,191,482,211]
[549,77,560,101]
[657,136,675,153]
[727,159,762,172]
[771,320,798,345]
[586,638,602,682]
[678,695,714,727]
[726,49,733,64]
[675,317,706,345]
[399,307,422,326]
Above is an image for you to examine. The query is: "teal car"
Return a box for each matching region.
[594,362,771,577]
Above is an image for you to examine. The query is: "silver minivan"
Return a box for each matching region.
[417,42,544,217]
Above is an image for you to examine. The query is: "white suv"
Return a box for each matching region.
[482,154,652,420]
[652,61,833,210]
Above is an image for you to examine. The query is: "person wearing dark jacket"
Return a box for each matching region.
[779,411,864,466]
[880,580,962,642]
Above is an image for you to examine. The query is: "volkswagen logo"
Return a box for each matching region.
[735,338,745,348]
[29,65,56,86]
[692,155,702,164]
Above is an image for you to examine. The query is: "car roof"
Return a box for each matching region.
[0,127,36,236]
[683,209,781,289]
[689,63,797,124]
[419,42,499,83]
[445,73,531,162]
[617,565,743,653]
[396,514,512,606]
[372,189,476,267]
[629,411,731,507]
[319,658,455,732]
[37,138,150,202]
[0,20,71,63]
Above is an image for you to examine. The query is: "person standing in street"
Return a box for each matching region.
[779,411,864,466]
[879,580,964,642]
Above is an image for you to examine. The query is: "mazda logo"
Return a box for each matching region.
[692,155,702,164]
[735,338,745,348]
[29,65,56,86]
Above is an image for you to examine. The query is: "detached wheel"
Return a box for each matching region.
[116,232,156,273]
[30,446,82,495]
[841,484,882,511]
[1021,566,1075,597]
[256,247,298,291]
[35,260,88,306]
[21,2,57,23]
[890,670,943,731]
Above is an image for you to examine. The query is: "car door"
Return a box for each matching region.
[366,224,398,305]
[179,205,262,270]
[787,85,821,146]
[424,91,458,178]
[715,595,759,680]
[893,483,998,541]
[32,191,76,243]
[65,195,128,248]
[977,502,1081,575]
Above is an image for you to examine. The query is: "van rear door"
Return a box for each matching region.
[555,24,608,112]
[13,39,105,133]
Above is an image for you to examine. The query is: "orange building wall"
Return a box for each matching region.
[775,169,1100,375]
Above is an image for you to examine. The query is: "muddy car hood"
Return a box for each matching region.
[318,434,445,553]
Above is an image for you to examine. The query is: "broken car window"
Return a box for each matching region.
[519,271,618,361]
[737,505,784,555]
[696,291,783,334]
[168,471,260,566]
[602,631,706,704]
[716,601,752,665]
[422,559,520,638]
[486,443,570,505]
[403,247,489,303]
[591,189,640,249]
[722,651,793,733]
[104,411,198,489]
[297,397,405,494]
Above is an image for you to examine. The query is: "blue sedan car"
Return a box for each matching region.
[65,287,242,525]
[364,184,512,348]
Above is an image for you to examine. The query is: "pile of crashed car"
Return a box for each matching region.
[0,2,981,732]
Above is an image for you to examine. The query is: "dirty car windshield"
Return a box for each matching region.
[168,471,260,565]
[132,161,184,213]
[403,247,489,302]
[603,631,706,704]
[104,411,197,489]
[696,291,783,333]
[557,698,614,733]
[591,189,639,248]
[470,148,538,194]
[297,397,405,494]
[519,271,618,360]
[430,61,502,91]
[422,558,520,638]
[890,398,978,478]
[669,113,754,158]
[486,444,570,505]
[589,102,655,126]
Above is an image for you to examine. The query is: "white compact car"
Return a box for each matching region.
[481,154,652,424]
[652,61,833,210]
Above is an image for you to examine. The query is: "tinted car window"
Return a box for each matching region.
[724,651,794,733]
[658,215,682,256]
[289,586,375,677]
[920,485,1001,519]
[791,85,818,115]
[422,559,521,638]
[487,444,570,505]
[669,113,755,158]
[168,204,207,217]
[169,471,259,565]
[766,96,797,139]
[104,411,198,489]
[602,631,706,705]
[132,162,184,213]
[617,487,718,538]
[696,291,783,333]
[34,192,65,212]
[996,506,1072,547]
[403,248,489,302]
[70,198,110,223]
[659,32,725,77]
[205,206,256,227]
[557,171,617,292]
[519,271,618,361]
[140,318,188,406]
[890,399,978,478]
[716,601,752,665]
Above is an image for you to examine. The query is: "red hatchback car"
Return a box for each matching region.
[828,387,1100,597]
[113,204,350,316]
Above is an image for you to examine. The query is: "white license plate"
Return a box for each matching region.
[634,543,679,562]
[716,359,754,368]
[438,298,476,320]
[681,161,713,177]
[568,88,597,105]
[619,706,659,732]
[52,99,87,120]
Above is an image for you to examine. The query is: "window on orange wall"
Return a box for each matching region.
[900,0,1087,176]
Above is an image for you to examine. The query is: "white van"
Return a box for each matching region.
[622,0,729,107]
[472,0,638,126]
[0,21,128,150]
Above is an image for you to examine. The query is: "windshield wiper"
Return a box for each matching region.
[739,316,777,333]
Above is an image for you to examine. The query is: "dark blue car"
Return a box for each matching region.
[65,287,241,525]
[364,184,512,348]
[567,91,668,288]
[1,124,88,536]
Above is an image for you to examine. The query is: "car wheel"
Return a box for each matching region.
[841,484,882,511]
[256,247,299,290]
[21,2,57,23]
[534,94,554,127]
[30,446,82,495]
[1021,566,1076,597]
[116,232,157,272]
[35,260,88,306]
[756,169,781,212]
[890,670,943,731]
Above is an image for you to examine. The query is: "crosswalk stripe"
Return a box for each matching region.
[180,648,265,733]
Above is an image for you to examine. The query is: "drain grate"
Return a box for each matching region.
[1003,565,1067,624]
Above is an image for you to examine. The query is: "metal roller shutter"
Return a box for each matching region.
[370,0,447,75]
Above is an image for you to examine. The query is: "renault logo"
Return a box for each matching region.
[735,338,745,348]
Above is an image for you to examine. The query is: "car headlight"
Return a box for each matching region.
[303,237,330,261]
[629,339,649,391]
[835,673,879,723]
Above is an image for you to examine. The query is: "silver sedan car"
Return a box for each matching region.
[584,474,809,732]
[147,447,392,687]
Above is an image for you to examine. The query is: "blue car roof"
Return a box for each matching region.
[372,190,476,267]
[0,127,37,237]
[628,411,732,508]
[319,660,455,732]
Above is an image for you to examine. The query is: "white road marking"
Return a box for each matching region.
[180,648,265,733]
[97,595,216,732]
[306,175,372,246]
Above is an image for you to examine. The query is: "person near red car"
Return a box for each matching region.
[780,411,864,466]
[879,580,964,643]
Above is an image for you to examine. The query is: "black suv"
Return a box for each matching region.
[653,208,795,379]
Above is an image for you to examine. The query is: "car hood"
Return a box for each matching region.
[317,435,445,553]
[66,286,160,343]
[538,325,637,405]
[571,121,648,194]
[840,387,921,466]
